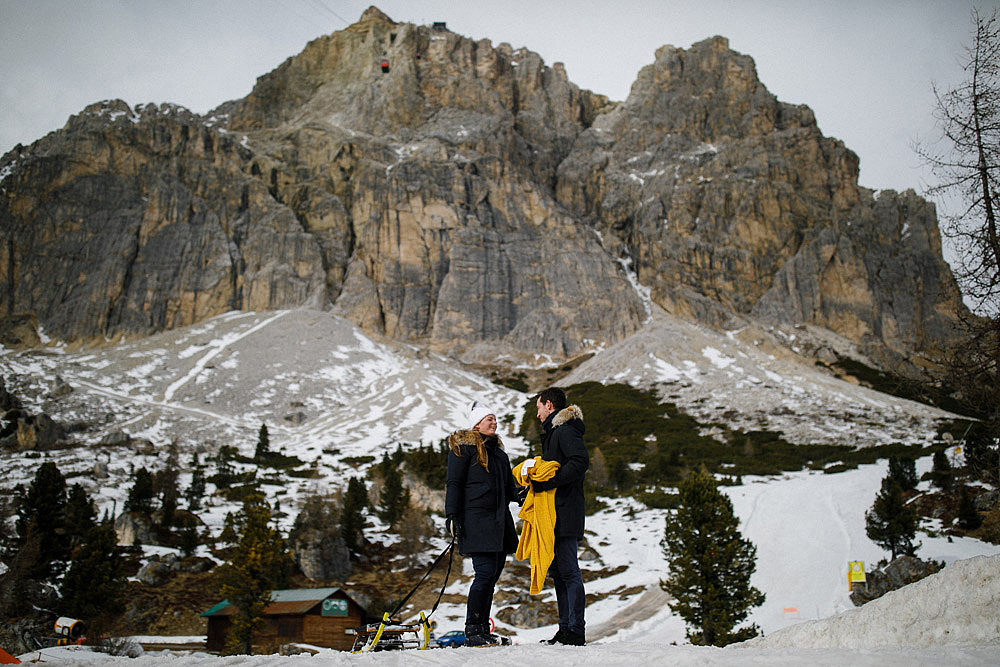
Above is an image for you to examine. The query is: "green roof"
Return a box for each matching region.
[200,588,344,617]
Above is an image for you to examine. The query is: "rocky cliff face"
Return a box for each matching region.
[0,7,965,370]
[557,36,964,370]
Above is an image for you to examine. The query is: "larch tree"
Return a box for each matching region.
[917,8,1000,463]
[218,493,293,655]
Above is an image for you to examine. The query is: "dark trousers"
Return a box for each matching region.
[547,535,585,634]
[466,551,506,628]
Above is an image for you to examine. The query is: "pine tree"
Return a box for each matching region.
[957,487,983,530]
[218,493,293,655]
[254,423,270,461]
[660,471,764,646]
[124,467,155,516]
[609,456,631,490]
[377,454,410,527]
[155,442,181,528]
[888,456,918,491]
[931,450,953,490]
[865,476,920,559]
[219,512,238,545]
[186,456,206,512]
[59,523,126,622]
[64,483,97,551]
[15,461,69,576]
[340,477,367,552]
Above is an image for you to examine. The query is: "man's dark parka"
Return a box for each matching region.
[532,405,589,539]
[445,430,519,555]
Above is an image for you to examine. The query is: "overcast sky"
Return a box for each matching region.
[2,0,997,207]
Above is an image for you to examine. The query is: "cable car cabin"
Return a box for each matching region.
[201,588,369,653]
[380,59,390,73]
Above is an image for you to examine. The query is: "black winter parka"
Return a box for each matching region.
[444,430,519,555]
[531,405,589,539]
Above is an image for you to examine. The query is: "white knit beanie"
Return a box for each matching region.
[467,400,495,430]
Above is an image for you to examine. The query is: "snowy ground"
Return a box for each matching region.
[3,308,999,664]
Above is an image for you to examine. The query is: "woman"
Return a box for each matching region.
[445,400,519,647]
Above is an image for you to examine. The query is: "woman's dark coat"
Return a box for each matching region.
[445,430,519,555]
[531,405,589,539]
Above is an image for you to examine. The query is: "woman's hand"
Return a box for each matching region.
[446,514,463,538]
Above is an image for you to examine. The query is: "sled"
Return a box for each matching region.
[350,536,455,653]
[350,611,433,652]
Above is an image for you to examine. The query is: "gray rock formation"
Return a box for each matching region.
[292,528,352,581]
[115,511,155,547]
[849,555,944,606]
[0,9,966,372]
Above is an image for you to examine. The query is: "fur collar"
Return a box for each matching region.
[552,404,584,427]
[448,429,503,448]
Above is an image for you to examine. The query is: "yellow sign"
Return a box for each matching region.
[848,561,866,590]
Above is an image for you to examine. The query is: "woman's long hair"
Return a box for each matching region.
[449,429,503,471]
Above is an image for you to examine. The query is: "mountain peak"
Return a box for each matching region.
[358,5,395,25]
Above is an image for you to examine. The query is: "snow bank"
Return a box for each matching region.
[744,554,1000,649]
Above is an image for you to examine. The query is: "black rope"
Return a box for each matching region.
[387,534,456,622]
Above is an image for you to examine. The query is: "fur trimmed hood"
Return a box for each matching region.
[551,404,584,428]
[448,429,504,449]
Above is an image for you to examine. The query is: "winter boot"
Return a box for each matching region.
[465,624,510,647]
[540,629,567,644]
[555,629,585,646]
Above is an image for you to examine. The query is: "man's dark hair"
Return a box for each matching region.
[536,387,567,412]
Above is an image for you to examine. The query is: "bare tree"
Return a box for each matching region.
[919,8,1000,310]
[917,9,1000,446]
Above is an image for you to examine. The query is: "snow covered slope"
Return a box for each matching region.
[563,307,960,446]
[1,309,529,523]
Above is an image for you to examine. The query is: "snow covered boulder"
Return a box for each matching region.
[741,554,1000,649]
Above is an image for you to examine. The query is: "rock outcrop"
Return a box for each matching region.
[557,36,964,370]
[0,8,966,370]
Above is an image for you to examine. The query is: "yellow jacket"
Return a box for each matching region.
[513,456,561,594]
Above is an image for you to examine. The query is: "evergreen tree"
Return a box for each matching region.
[377,454,410,527]
[15,461,69,575]
[124,467,155,516]
[218,494,293,655]
[888,456,918,491]
[660,471,765,646]
[963,424,999,487]
[155,442,181,527]
[64,483,97,551]
[254,423,270,461]
[219,512,238,545]
[59,523,126,622]
[178,525,200,557]
[931,450,953,491]
[185,455,206,512]
[957,487,983,530]
[213,445,238,488]
[340,477,367,552]
[609,456,631,490]
[865,476,920,559]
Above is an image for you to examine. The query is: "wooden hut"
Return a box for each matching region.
[201,587,368,652]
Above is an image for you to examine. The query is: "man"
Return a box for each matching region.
[531,387,589,646]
